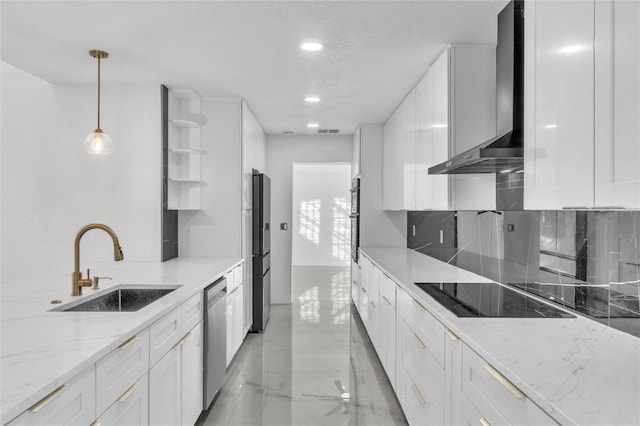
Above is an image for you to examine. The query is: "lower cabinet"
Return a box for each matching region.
[181,322,204,426]
[7,365,96,426]
[226,264,246,367]
[97,374,149,426]
[353,257,560,426]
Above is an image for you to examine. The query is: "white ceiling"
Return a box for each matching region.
[1,0,507,135]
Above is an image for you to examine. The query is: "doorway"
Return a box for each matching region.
[291,163,351,267]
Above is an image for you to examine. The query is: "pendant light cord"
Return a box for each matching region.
[97,55,101,130]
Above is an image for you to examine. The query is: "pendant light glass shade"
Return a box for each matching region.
[85,129,112,155]
[86,50,111,155]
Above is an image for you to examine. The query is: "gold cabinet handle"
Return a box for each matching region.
[480,418,490,426]
[173,331,193,350]
[118,335,139,350]
[483,364,526,400]
[445,329,459,341]
[410,383,425,405]
[412,298,425,311]
[29,385,66,413]
[229,286,240,295]
[117,384,138,403]
[370,301,376,308]
[361,287,367,293]
[412,332,426,349]
[382,295,391,305]
[90,422,102,426]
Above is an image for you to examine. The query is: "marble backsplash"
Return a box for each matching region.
[407,209,640,338]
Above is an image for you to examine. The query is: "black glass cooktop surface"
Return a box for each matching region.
[415,282,575,318]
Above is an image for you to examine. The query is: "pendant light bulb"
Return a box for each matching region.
[85,129,112,155]
[86,50,111,155]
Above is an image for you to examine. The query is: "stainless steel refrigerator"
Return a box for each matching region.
[251,172,271,332]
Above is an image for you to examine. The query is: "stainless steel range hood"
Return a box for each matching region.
[429,0,524,175]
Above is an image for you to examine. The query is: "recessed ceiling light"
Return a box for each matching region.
[543,124,558,129]
[307,123,319,128]
[304,96,321,103]
[300,42,324,52]
[559,45,585,54]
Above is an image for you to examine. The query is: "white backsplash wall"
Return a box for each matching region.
[266,135,352,304]
[1,62,162,282]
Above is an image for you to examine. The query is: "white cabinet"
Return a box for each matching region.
[181,322,203,426]
[352,127,361,178]
[149,342,181,426]
[149,306,183,367]
[7,365,96,426]
[594,0,640,208]
[383,92,414,210]
[351,258,361,305]
[226,265,245,366]
[168,89,206,210]
[96,374,149,426]
[525,0,640,209]
[384,46,496,211]
[379,273,397,390]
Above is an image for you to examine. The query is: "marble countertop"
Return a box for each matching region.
[360,247,640,426]
[0,257,242,423]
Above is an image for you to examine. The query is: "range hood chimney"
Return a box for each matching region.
[429,0,524,175]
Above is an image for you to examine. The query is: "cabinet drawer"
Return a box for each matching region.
[398,289,445,367]
[182,291,203,332]
[399,362,442,426]
[8,365,95,426]
[379,273,396,309]
[461,344,557,426]
[96,373,149,426]
[96,328,149,415]
[399,318,444,412]
[149,306,183,366]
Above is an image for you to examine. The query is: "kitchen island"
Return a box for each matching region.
[0,257,242,424]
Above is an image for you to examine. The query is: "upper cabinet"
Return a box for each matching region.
[352,127,361,179]
[241,101,266,210]
[168,89,206,210]
[525,0,640,209]
[383,46,497,211]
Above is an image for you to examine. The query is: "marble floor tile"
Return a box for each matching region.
[197,266,407,426]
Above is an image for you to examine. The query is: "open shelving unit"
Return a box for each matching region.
[167,89,206,210]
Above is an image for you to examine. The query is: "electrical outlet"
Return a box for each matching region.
[507,224,515,232]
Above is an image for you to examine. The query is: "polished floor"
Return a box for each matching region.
[197,266,407,426]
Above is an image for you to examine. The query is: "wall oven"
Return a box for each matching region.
[350,177,360,262]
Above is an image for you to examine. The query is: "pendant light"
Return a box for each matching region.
[85,50,112,155]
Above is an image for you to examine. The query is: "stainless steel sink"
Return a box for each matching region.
[52,285,181,312]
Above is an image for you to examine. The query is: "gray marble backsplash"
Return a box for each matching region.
[407,209,640,338]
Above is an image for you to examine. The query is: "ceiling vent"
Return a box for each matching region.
[317,129,340,134]
[283,131,293,135]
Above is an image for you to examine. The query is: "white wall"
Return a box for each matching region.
[266,135,352,304]
[291,163,351,267]
[178,98,242,257]
[1,62,162,282]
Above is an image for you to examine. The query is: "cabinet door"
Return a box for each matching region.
[97,374,149,426]
[524,0,595,209]
[353,127,361,178]
[181,322,203,426]
[226,293,235,366]
[149,346,181,426]
[234,283,245,354]
[594,0,640,208]
[383,105,405,210]
[403,89,417,211]
[381,295,396,389]
[7,365,95,426]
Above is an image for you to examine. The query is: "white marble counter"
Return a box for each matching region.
[360,247,640,426]
[0,256,242,424]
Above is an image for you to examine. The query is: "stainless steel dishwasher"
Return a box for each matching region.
[203,277,227,409]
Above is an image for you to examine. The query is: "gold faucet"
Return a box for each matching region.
[72,224,124,296]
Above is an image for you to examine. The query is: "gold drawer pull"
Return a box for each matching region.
[118,384,138,403]
[370,301,376,308]
[412,332,426,349]
[173,331,193,350]
[29,385,67,413]
[118,335,139,350]
[229,286,240,295]
[91,422,102,426]
[445,329,459,341]
[480,418,490,426]
[382,295,391,305]
[361,287,367,293]
[412,298,425,311]
[483,364,526,400]
[410,383,425,405]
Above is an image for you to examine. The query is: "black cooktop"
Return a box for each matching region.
[415,282,575,318]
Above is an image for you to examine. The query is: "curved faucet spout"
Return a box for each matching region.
[72,223,124,296]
